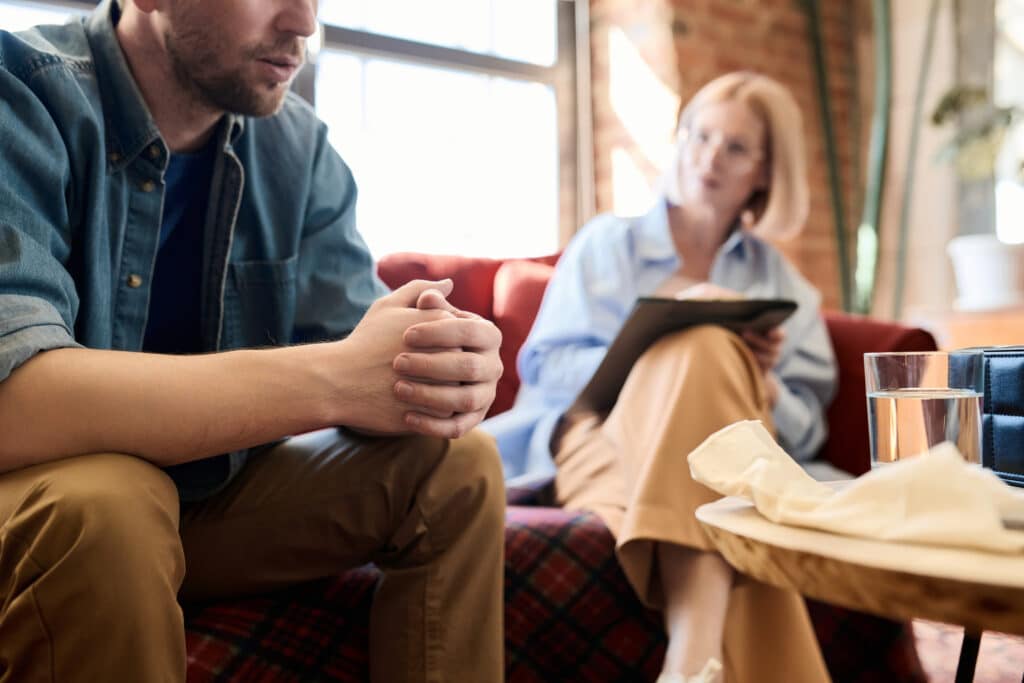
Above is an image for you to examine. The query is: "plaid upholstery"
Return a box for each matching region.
[185,566,376,682]
[184,504,926,682]
[180,252,933,681]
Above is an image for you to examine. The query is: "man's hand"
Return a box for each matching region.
[394,287,503,437]
[334,279,502,439]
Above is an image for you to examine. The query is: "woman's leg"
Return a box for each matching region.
[554,326,831,682]
[658,543,732,677]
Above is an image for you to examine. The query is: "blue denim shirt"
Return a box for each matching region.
[481,199,838,479]
[0,1,388,499]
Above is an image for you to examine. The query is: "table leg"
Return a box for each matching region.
[954,630,981,683]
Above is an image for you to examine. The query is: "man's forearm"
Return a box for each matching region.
[0,280,506,471]
[0,345,338,471]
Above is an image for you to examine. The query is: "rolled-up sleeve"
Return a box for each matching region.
[0,295,80,380]
[0,64,82,383]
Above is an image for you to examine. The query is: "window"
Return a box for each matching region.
[995,0,1024,243]
[318,0,557,67]
[1,0,584,259]
[315,52,559,257]
[2,0,85,31]
[314,1,579,257]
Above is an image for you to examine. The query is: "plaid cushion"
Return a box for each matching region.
[185,566,376,682]
[184,506,926,682]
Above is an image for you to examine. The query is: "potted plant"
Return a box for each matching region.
[932,85,1024,311]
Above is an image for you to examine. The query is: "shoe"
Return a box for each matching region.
[656,657,723,683]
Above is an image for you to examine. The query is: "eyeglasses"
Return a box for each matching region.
[679,127,763,175]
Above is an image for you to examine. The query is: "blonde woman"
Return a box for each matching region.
[484,72,837,682]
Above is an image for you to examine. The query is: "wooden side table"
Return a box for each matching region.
[696,496,1024,682]
[908,305,1024,349]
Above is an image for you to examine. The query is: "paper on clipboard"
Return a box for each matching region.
[571,297,797,413]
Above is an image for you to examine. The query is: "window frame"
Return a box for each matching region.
[313,1,592,247]
[6,0,594,251]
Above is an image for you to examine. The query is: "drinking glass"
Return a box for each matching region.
[864,351,984,466]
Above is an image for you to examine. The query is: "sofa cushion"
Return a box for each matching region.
[492,258,557,415]
[184,505,926,683]
[376,252,502,320]
[820,312,938,475]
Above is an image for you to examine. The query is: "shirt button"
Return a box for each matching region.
[108,151,121,163]
[140,180,156,192]
[127,273,143,288]
[147,144,161,159]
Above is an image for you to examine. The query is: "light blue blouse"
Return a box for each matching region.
[482,198,838,480]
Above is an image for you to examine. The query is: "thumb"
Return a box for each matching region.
[416,288,460,314]
[386,278,454,308]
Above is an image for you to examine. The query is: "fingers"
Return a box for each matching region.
[675,283,743,300]
[742,327,784,371]
[394,348,502,385]
[742,326,784,348]
[384,278,455,308]
[403,409,487,439]
[416,288,460,314]
[404,316,502,352]
[394,377,496,417]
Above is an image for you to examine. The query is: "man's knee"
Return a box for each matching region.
[424,429,505,534]
[5,453,184,585]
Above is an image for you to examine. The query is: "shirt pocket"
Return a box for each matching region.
[223,255,298,348]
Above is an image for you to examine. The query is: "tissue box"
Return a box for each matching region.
[981,346,1024,487]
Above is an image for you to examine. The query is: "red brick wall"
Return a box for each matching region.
[588,0,866,310]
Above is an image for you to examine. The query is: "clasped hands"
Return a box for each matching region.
[675,282,784,406]
[339,279,503,438]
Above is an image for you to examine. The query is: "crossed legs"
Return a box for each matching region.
[553,325,830,682]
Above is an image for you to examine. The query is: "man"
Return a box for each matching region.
[0,1,505,681]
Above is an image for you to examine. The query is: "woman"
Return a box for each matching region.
[484,72,837,682]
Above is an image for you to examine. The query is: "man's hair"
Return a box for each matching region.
[660,71,810,241]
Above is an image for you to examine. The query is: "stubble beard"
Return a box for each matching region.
[165,26,300,118]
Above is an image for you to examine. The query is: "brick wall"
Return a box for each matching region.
[588,0,866,310]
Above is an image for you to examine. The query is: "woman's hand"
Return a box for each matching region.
[674,282,744,300]
[742,326,785,407]
[741,325,785,372]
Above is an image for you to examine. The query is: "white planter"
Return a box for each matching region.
[947,234,1024,311]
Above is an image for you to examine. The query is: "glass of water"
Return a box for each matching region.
[864,350,984,467]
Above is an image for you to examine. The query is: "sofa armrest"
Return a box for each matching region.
[821,311,938,475]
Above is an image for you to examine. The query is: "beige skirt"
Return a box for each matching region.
[552,325,832,683]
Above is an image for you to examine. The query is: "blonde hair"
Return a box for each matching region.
[660,71,809,241]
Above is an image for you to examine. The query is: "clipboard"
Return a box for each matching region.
[571,297,797,413]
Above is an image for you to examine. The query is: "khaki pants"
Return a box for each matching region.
[554,326,832,683]
[0,428,505,683]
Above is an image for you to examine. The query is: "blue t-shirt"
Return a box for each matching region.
[142,143,216,354]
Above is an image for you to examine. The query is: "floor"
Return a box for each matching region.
[915,620,1024,682]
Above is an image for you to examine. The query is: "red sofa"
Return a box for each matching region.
[183,252,936,682]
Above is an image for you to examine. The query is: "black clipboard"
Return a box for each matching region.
[571,297,797,413]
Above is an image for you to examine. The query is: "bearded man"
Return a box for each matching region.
[0,2,505,681]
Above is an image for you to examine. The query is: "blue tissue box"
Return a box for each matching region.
[981,346,1024,487]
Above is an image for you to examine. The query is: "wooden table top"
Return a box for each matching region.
[696,496,1024,636]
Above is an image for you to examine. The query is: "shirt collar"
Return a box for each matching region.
[85,0,245,171]
[635,197,677,263]
[635,196,749,263]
